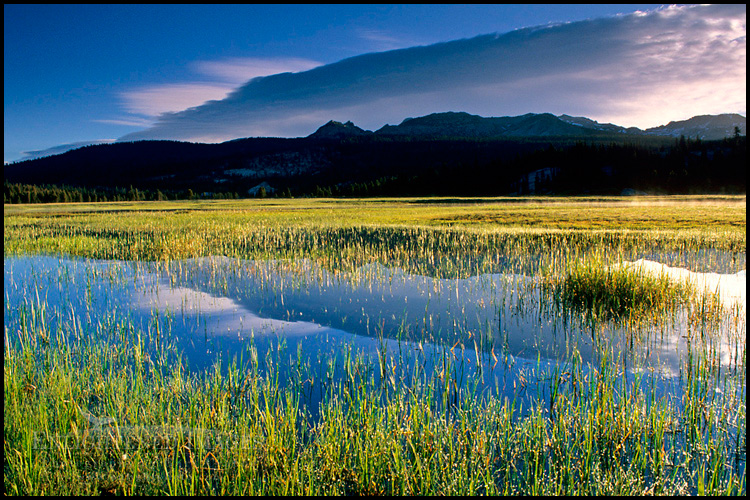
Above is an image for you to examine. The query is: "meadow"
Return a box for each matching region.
[4,195,746,495]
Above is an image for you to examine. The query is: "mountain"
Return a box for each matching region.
[375,112,609,138]
[557,115,643,135]
[4,112,745,199]
[371,112,746,140]
[309,120,371,139]
[645,114,746,140]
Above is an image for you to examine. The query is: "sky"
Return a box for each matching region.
[4,4,746,163]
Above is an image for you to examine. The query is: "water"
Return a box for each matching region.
[4,254,746,417]
[615,258,746,308]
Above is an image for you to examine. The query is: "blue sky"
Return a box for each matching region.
[4,4,746,163]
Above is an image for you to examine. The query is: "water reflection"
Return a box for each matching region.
[4,254,745,413]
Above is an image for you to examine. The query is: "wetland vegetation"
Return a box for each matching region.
[4,196,746,495]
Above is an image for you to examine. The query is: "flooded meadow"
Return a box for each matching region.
[4,197,747,495]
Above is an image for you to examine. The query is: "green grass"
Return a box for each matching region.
[541,259,697,323]
[4,320,745,495]
[3,195,746,231]
[3,197,746,280]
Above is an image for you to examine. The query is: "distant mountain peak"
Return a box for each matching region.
[400,111,478,123]
[371,112,746,140]
[645,114,746,139]
[376,111,601,138]
[557,114,635,134]
[308,120,371,139]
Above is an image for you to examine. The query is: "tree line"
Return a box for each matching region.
[4,133,745,203]
[3,182,244,204]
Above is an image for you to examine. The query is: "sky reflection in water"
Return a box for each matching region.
[4,255,745,413]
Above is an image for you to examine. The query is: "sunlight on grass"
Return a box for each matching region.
[541,259,696,322]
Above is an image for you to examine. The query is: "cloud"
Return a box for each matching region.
[116,57,323,119]
[356,28,418,51]
[119,4,746,143]
[93,117,155,127]
[191,57,323,85]
[120,83,237,117]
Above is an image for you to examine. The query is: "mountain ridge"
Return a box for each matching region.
[8,112,745,164]
[644,113,747,139]
[4,111,745,199]
[308,120,372,139]
[314,111,745,141]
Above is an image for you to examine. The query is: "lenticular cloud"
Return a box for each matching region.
[118,4,746,143]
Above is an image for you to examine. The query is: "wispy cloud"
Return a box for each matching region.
[114,57,323,120]
[119,4,746,143]
[191,57,323,85]
[356,28,418,51]
[120,83,237,117]
[93,117,155,128]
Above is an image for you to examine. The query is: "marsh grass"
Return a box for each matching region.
[3,198,746,279]
[4,315,745,495]
[541,259,697,324]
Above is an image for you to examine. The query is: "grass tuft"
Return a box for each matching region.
[542,259,695,322]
